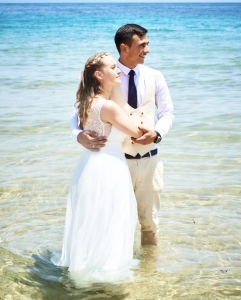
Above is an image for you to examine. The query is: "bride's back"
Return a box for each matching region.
[83,97,126,148]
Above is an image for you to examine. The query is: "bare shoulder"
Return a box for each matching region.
[101,100,119,113]
[100,100,121,123]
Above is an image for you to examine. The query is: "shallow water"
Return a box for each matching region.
[0,3,241,299]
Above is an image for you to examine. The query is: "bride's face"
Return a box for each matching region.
[99,56,121,86]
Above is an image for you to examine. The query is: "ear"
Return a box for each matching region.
[94,70,103,81]
[119,43,129,54]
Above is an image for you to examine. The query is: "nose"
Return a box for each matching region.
[144,45,150,54]
[117,67,121,75]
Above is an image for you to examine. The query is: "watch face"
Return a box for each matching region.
[154,132,162,143]
[156,136,161,143]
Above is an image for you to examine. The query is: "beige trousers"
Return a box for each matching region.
[126,154,164,233]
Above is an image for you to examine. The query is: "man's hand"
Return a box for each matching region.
[131,126,156,145]
[77,131,107,152]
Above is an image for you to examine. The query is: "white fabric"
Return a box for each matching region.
[110,65,156,156]
[70,60,174,142]
[117,62,174,138]
[54,98,138,285]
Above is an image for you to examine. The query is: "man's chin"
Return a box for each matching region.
[138,57,145,64]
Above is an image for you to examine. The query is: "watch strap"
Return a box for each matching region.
[154,131,162,143]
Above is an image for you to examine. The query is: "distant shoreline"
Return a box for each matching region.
[1,1,241,4]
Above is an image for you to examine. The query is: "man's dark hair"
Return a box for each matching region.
[114,24,148,53]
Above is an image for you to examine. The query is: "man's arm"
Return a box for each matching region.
[70,109,83,141]
[70,109,107,152]
[154,71,174,138]
[132,70,174,145]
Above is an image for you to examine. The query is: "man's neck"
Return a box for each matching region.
[119,58,137,70]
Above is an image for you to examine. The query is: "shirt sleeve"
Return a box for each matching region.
[154,70,174,138]
[70,109,83,142]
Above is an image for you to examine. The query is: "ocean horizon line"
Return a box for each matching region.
[1,1,241,4]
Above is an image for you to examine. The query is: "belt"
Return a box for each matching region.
[125,149,158,159]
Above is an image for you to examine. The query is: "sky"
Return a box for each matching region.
[1,0,241,3]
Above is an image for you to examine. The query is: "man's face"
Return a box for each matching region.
[126,34,150,67]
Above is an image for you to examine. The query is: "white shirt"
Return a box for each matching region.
[70,60,174,144]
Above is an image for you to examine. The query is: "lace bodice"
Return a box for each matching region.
[84,97,111,136]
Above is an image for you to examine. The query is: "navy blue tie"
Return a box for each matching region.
[128,70,137,109]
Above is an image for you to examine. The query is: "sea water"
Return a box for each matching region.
[0,3,241,299]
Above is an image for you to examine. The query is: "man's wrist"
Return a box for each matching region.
[71,129,83,143]
[77,131,83,144]
[153,131,162,144]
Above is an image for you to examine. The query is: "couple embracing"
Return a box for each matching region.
[54,24,174,283]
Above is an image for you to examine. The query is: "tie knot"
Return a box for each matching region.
[129,70,135,77]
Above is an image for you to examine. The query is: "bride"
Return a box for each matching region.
[55,52,143,284]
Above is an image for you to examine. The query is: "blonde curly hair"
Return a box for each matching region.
[75,52,110,128]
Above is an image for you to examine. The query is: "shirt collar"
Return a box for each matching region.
[117,59,140,76]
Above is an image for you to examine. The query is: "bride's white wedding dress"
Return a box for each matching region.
[54,97,137,284]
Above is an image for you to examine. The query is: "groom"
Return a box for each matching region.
[71,24,174,246]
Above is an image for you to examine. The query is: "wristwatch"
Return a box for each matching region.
[153,131,162,144]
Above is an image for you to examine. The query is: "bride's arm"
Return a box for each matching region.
[100,101,142,138]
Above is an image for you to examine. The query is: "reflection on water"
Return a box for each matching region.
[1,229,241,299]
[1,2,241,299]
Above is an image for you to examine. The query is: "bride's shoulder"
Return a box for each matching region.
[91,96,108,109]
[102,99,119,111]
[100,100,121,122]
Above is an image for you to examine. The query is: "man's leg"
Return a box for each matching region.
[135,183,161,246]
[141,231,159,246]
[126,155,164,246]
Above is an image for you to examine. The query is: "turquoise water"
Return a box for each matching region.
[0,3,241,299]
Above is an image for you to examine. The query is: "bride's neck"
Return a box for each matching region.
[99,84,112,100]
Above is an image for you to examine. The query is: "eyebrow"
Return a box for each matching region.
[140,41,149,46]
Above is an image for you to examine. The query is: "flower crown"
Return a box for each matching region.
[91,52,110,65]
[80,53,111,87]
